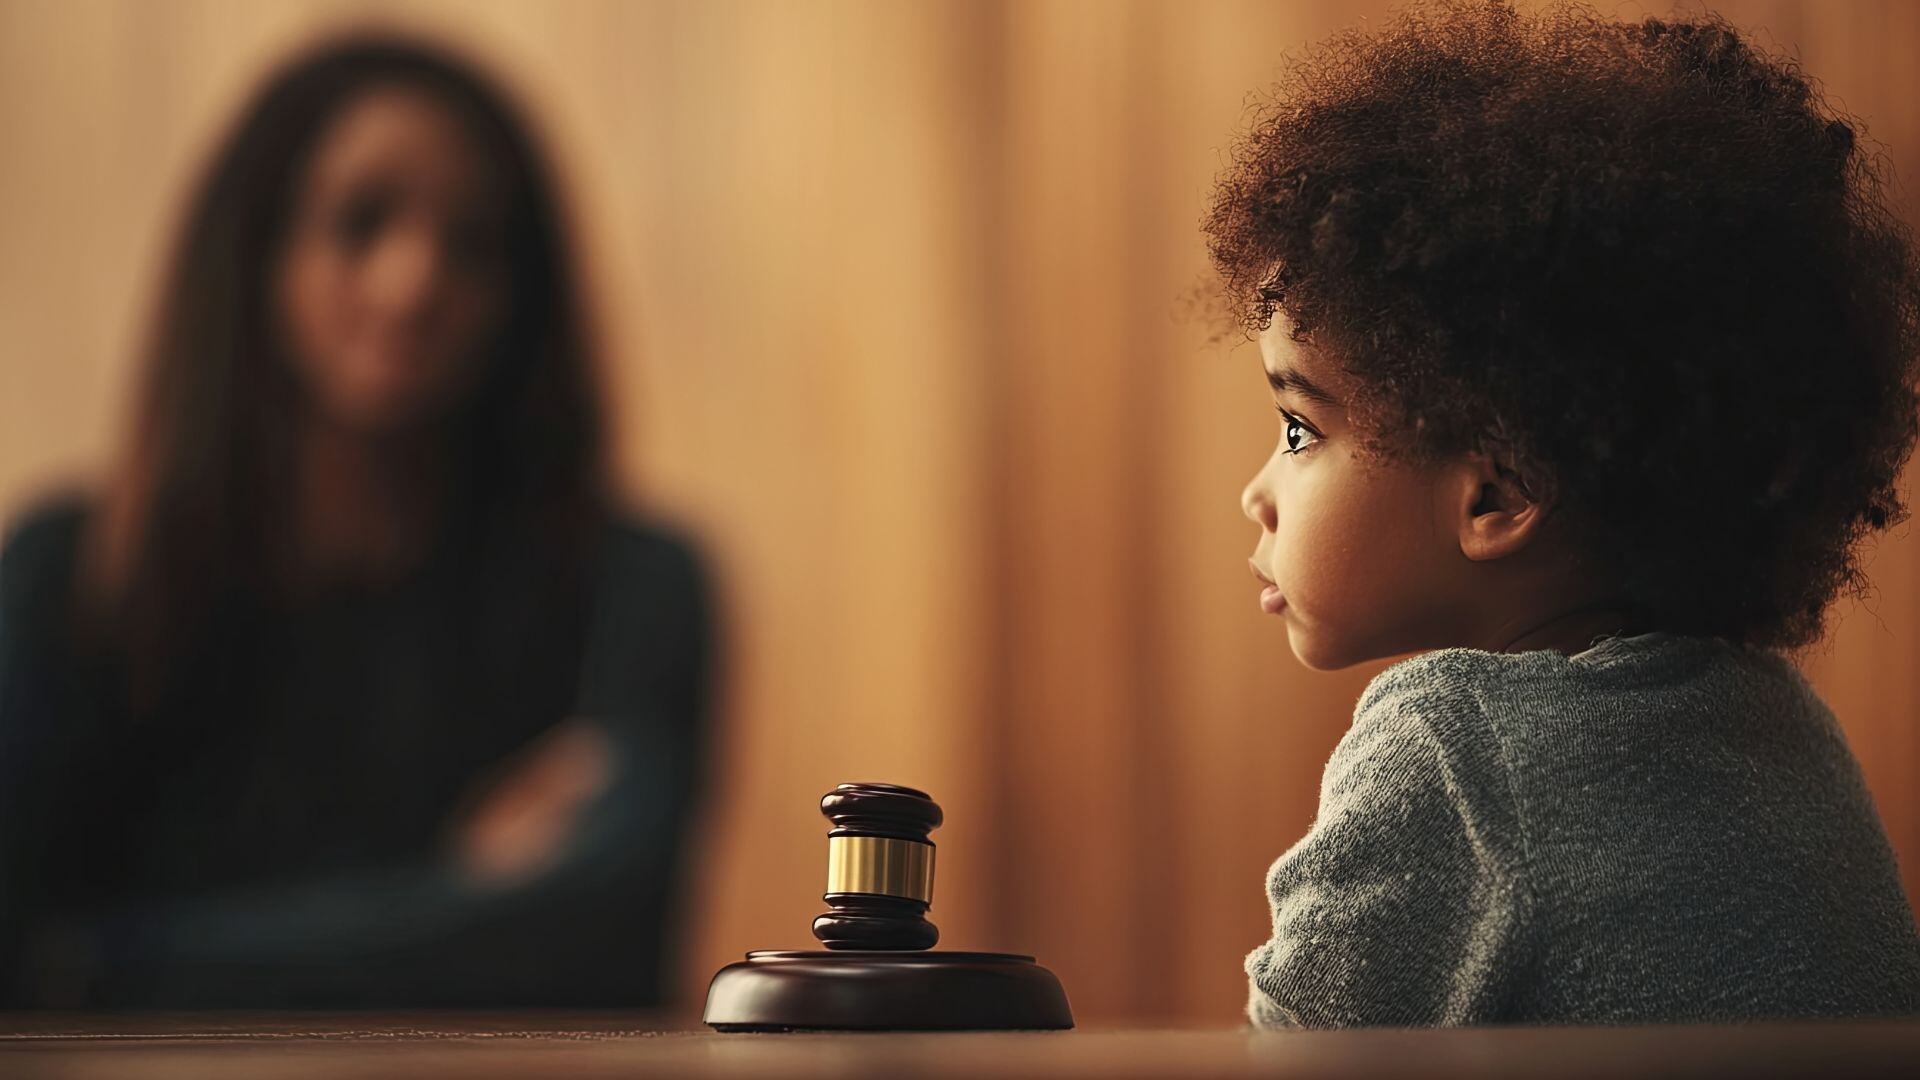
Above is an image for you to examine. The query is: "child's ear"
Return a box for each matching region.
[1447,453,1549,562]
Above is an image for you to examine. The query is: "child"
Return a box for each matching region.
[1207,0,1920,1026]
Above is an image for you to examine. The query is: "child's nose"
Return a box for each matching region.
[1242,477,1277,533]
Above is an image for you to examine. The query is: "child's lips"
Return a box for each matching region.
[1249,559,1286,614]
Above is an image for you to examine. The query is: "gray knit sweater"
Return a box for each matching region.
[1245,632,1920,1027]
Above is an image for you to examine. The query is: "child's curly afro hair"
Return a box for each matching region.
[1206,0,1920,650]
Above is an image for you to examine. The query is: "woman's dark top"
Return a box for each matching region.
[0,497,713,1008]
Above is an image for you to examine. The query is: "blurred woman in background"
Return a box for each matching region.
[0,35,712,1008]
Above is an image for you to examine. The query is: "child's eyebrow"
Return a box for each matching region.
[1266,366,1341,408]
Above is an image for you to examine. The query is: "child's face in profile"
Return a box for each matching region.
[1241,319,1480,670]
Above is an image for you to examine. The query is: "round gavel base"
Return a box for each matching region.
[703,950,1074,1032]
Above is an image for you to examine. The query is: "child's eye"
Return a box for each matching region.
[1276,407,1321,455]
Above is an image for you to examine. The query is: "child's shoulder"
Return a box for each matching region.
[1327,646,1534,809]
[1355,631,1793,721]
[1341,631,1824,790]
[1343,641,1576,761]
[1344,622,1789,772]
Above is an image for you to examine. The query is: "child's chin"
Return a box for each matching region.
[1285,625,1367,672]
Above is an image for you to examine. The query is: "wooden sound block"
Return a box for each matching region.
[703,950,1073,1032]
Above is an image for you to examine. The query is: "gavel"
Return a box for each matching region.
[703,782,1073,1031]
[813,781,942,950]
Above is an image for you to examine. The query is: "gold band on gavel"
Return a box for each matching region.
[825,835,935,904]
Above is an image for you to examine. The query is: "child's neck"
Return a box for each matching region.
[1482,601,1644,656]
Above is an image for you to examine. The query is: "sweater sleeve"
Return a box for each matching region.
[1245,666,1531,1028]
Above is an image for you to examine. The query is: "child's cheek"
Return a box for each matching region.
[1274,462,1369,617]
[1278,456,1437,666]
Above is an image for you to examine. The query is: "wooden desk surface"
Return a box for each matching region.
[2,1011,1916,1078]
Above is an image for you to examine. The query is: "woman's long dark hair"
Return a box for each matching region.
[90,34,607,707]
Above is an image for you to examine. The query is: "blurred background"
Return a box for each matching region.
[1,0,1915,1024]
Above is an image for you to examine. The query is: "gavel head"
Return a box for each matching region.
[811,783,942,951]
